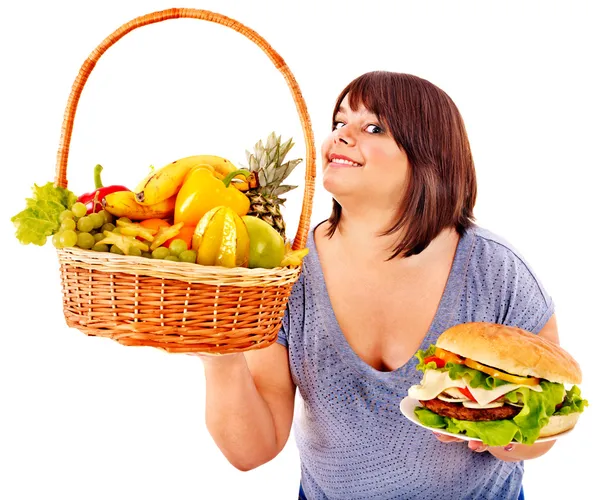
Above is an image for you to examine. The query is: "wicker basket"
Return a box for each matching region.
[54,8,315,355]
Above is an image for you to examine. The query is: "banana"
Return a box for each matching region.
[135,155,250,205]
[134,156,209,205]
[103,191,176,220]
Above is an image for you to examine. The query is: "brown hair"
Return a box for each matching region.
[326,71,477,258]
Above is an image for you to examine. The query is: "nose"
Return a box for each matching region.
[333,126,355,146]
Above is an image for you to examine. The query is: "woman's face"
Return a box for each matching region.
[321,95,410,211]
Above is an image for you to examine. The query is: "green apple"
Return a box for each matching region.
[242,216,285,269]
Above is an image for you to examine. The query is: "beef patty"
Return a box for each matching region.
[420,398,522,421]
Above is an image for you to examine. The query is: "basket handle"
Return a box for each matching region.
[54,8,315,251]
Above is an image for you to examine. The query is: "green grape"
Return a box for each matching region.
[168,239,188,256]
[117,217,132,224]
[71,202,87,218]
[77,232,95,249]
[141,251,153,259]
[94,233,105,242]
[112,227,122,234]
[52,233,64,249]
[101,222,116,232]
[60,229,78,247]
[90,213,105,229]
[110,245,125,255]
[60,218,76,231]
[164,255,179,262]
[128,247,142,257]
[92,243,109,252]
[179,250,197,263]
[77,216,94,233]
[97,210,111,224]
[59,209,74,222]
[151,247,170,259]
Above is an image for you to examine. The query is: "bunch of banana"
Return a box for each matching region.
[103,191,177,219]
[192,206,249,267]
[135,155,252,206]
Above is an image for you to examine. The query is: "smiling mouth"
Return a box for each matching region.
[328,155,362,167]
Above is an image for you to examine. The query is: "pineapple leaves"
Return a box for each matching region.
[272,185,297,196]
[245,131,303,196]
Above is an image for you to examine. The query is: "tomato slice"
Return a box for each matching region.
[423,355,445,368]
[458,387,477,402]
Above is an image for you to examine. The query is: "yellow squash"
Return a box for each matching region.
[175,167,251,227]
[192,206,250,268]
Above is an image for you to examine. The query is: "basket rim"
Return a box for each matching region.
[57,247,302,287]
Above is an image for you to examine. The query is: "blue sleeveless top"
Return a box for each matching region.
[277,224,554,500]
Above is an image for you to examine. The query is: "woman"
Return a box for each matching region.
[199,72,557,499]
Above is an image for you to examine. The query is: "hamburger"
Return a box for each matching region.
[408,322,588,446]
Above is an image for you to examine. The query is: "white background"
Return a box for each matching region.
[1,1,598,498]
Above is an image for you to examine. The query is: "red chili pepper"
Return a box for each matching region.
[77,164,130,214]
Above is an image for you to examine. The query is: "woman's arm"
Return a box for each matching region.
[201,342,296,471]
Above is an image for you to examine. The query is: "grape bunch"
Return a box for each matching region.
[53,202,113,252]
[52,201,197,263]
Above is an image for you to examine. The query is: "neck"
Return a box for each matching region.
[327,204,404,261]
[322,204,459,265]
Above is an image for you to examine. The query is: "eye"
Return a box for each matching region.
[366,124,384,134]
[332,121,345,131]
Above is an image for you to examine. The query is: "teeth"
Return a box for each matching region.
[330,158,361,167]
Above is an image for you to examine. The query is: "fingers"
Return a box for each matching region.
[432,433,515,454]
[432,432,463,443]
[468,440,488,453]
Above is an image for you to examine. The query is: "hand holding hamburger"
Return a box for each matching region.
[407,323,588,447]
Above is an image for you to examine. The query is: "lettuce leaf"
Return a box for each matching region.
[414,345,507,389]
[446,363,510,389]
[554,385,588,416]
[414,381,575,446]
[415,345,438,373]
[11,182,77,246]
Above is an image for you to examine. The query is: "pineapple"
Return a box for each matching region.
[244,132,303,239]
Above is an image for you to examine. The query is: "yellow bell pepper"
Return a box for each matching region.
[174,167,251,227]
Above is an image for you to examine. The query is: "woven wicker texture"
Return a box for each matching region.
[53,8,315,354]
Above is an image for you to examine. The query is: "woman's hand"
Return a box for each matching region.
[433,432,556,462]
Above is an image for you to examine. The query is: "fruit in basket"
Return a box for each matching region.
[192,206,249,268]
[188,155,252,191]
[163,225,195,250]
[174,166,251,226]
[11,181,78,245]
[244,132,303,239]
[103,191,176,219]
[96,230,150,255]
[149,222,185,251]
[76,164,130,214]
[280,246,309,267]
[116,219,158,241]
[242,215,285,269]
[134,154,247,205]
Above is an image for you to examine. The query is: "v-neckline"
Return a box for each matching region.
[306,223,476,380]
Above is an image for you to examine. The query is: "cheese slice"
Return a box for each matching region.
[468,382,543,406]
[408,369,544,405]
[408,369,466,401]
